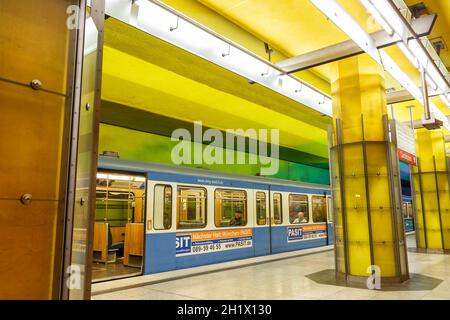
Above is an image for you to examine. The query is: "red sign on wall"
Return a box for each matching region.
[398,149,417,166]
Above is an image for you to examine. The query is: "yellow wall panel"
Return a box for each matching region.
[0,199,59,299]
[0,0,76,94]
[413,128,450,251]
[0,81,65,201]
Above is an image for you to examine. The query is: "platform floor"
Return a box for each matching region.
[92,259,142,282]
[93,234,450,300]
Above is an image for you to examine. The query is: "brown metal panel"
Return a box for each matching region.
[0,0,81,299]
[0,0,76,94]
[0,199,60,299]
[0,80,66,201]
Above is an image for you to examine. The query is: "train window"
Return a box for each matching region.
[177,187,207,229]
[215,189,247,227]
[273,193,282,224]
[402,203,408,218]
[95,190,135,227]
[256,192,267,225]
[312,196,327,223]
[289,194,309,224]
[407,203,413,218]
[154,185,172,230]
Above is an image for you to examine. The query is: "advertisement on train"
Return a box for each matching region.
[176,229,253,256]
[287,224,327,242]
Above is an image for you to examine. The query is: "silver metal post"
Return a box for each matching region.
[421,68,431,120]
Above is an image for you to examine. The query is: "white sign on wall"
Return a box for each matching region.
[395,121,417,166]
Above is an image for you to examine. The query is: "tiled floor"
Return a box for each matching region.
[93,235,450,300]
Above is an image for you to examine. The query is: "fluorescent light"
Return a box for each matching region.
[360,0,394,35]
[84,17,98,55]
[408,39,429,69]
[96,173,146,182]
[360,0,450,107]
[311,0,381,64]
[364,0,407,38]
[129,0,332,116]
[310,0,413,95]
[108,174,133,181]
[425,75,438,91]
[408,38,450,101]
[440,94,450,107]
[430,100,449,127]
[397,42,419,68]
[379,50,422,101]
[311,0,450,130]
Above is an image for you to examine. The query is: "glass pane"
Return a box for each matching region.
[402,203,408,218]
[177,187,207,229]
[215,189,247,227]
[92,172,145,282]
[312,196,327,223]
[273,193,282,224]
[289,194,309,224]
[256,192,266,225]
[95,190,134,227]
[154,185,172,230]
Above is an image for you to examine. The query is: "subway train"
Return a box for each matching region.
[93,156,413,280]
[402,196,415,233]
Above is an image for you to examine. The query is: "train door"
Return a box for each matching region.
[326,195,334,245]
[269,191,284,254]
[254,188,270,256]
[91,171,146,282]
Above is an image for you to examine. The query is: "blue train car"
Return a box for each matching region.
[97,156,334,276]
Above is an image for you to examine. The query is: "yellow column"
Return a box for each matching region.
[412,128,450,252]
[330,55,409,283]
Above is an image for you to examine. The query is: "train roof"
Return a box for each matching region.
[98,156,330,191]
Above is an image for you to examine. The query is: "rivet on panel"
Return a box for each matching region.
[20,194,32,205]
[30,79,42,90]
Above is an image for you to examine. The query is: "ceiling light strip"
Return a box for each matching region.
[361,0,450,108]
[101,0,332,116]
[310,0,449,129]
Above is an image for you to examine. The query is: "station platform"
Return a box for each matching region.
[92,234,450,300]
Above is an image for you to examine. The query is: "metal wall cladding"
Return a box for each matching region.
[0,0,77,94]
[0,81,66,201]
[0,199,60,299]
[0,0,79,299]
[412,128,450,251]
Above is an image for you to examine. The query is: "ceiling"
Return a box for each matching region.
[101,0,449,169]
[102,18,331,166]
[170,0,450,119]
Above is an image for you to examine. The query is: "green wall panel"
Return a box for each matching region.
[99,123,330,185]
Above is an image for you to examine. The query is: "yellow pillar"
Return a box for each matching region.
[412,128,450,252]
[329,55,409,283]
